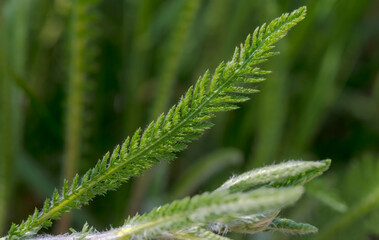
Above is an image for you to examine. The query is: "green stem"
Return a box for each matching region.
[287,43,344,156]
[246,1,287,168]
[0,0,29,234]
[60,0,95,232]
[123,0,156,134]
[151,0,201,118]
[0,31,12,236]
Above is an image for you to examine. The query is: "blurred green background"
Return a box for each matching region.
[0,0,378,239]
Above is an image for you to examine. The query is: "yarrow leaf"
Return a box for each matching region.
[113,187,303,239]
[216,159,331,193]
[4,160,329,240]
[6,6,307,239]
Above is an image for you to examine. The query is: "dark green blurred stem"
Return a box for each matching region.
[374,74,379,104]
[28,0,66,122]
[0,0,29,234]
[287,43,344,156]
[127,0,201,215]
[60,0,89,232]
[123,0,155,134]
[189,0,231,72]
[211,0,258,147]
[0,30,12,236]
[151,0,201,118]
[122,0,156,217]
[220,0,256,58]
[248,42,289,169]
[201,0,232,62]
[233,1,288,167]
[314,186,379,240]
[373,74,379,128]
[245,1,287,169]
[285,0,371,157]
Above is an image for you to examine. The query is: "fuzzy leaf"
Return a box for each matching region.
[216,160,330,193]
[115,187,303,239]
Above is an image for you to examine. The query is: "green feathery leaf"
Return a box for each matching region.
[114,187,303,239]
[216,160,330,193]
[6,6,306,239]
[209,160,329,236]
[8,159,330,240]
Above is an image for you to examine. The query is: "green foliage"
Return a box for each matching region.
[3,6,307,239]
[313,155,379,240]
[64,0,100,179]
[0,0,31,234]
[216,160,330,193]
[0,0,377,239]
[19,160,329,240]
[118,160,327,239]
[151,0,201,118]
[115,187,303,239]
[60,0,100,230]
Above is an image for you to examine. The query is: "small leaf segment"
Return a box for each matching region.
[5,6,307,239]
[265,218,318,234]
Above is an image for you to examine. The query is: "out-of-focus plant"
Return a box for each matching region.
[0,7,332,240]
[0,0,378,239]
